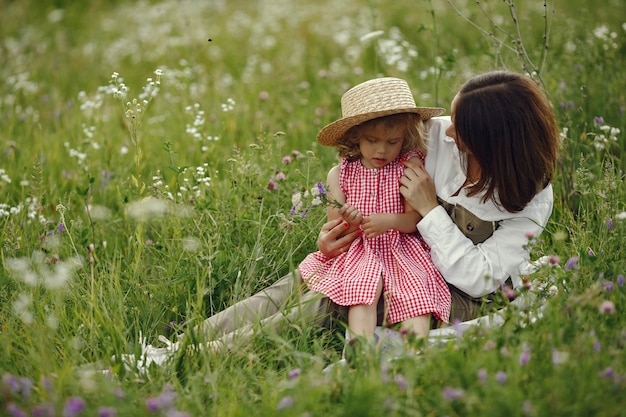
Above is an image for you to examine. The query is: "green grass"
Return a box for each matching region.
[1,0,625,415]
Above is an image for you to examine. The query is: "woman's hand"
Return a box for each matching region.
[338,204,363,227]
[400,158,439,217]
[317,217,360,258]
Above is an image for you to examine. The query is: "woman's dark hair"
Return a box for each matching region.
[455,70,560,213]
[336,113,427,161]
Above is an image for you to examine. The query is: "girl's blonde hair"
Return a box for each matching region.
[335,113,428,161]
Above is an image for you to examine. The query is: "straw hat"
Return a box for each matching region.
[317,77,445,146]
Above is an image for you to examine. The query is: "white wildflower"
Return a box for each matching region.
[126,196,169,221]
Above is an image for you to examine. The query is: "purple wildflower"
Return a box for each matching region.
[394,374,408,390]
[608,218,613,231]
[520,350,531,366]
[594,116,604,125]
[63,397,85,417]
[98,407,117,417]
[146,398,160,413]
[588,248,595,256]
[101,170,114,186]
[40,376,53,393]
[316,182,328,196]
[453,318,467,337]
[32,402,55,417]
[276,396,294,410]
[523,400,534,416]
[114,388,125,400]
[600,367,614,378]
[564,256,579,271]
[617,275,624,287]
[288,368,301,380]
[6,403,27,417]
[2,374,20,393]
[58,223,66,233]
[146,385,177,413]
[603,281,614,293]
[19,377,32,399]
[594,340,601,353]
[299,206,311,220]
[477,368,488,384]
[495,371,507,385]
[442,386,465,401]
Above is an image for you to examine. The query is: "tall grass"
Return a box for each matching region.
[1,0,625,415]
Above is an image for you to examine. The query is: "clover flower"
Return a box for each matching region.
[599,300,616,314]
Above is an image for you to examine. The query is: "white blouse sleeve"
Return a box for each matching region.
[417,194,553,298]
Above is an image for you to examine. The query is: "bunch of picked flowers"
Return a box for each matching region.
[290,182,342,219]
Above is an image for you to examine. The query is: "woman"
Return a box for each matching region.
[397,70,559,320]
[128,70,559,365]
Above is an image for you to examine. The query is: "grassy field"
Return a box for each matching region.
[1,0,625,415]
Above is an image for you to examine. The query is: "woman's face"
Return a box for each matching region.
[445,94,460,143]
[446,94,471,154]
[357,121,405,169]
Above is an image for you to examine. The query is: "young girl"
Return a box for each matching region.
[298,77,451,346]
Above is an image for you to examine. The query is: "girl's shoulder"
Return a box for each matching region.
[399,149,426,164]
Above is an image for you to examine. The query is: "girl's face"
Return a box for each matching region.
[358,121,405,169]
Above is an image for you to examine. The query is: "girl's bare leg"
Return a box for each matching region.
[401,314,431,339]
[347,277,383,339]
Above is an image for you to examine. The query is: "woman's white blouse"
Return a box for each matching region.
[420,116,554,298]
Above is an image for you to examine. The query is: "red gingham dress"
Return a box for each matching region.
[298,151,451,324]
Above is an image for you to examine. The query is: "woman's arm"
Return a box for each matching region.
[401,149,553,298]
[316,165,361,258]
[417,204,550,297]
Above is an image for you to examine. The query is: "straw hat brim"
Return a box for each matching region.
[316,106,445,146]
